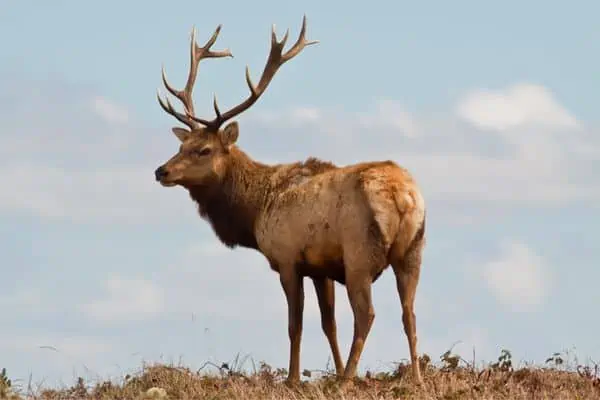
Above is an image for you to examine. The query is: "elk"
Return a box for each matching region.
[154,16,427,385]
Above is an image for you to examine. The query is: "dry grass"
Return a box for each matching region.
[3,350,600,399]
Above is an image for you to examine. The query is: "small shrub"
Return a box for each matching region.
[490,349,513,372]
[0,368,20,400]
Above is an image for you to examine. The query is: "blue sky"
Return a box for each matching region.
[1,0,599,388]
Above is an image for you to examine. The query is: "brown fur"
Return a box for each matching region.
[154,18,427,386]
[187,151,338,250]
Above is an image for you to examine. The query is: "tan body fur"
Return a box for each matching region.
[154,17,427,385]
[257,157,425,284]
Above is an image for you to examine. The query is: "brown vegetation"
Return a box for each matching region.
[153,16,427,386]
[4,349,600,399]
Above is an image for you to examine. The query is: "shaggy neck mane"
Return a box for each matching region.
[187,147,272,250]
[186,146,337,251]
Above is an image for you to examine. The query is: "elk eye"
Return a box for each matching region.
[195,148,211,157]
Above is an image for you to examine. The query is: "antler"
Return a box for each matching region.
[157,25,233,130]
[187,15,318,131]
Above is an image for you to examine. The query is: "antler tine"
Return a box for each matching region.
[198,25,233,58]
[158,24,232,130]
[184,25,233,114]
[271,24,290,49]
[213,94,222,120]
[187,15,318,130]
[157,89,197,130]
[282,15,319,62]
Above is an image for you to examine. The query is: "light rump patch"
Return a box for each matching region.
[152,16,427,386]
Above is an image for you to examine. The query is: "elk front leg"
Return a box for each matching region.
[280,271,305,384]
[312,277,344,376]
[343,271,376,381]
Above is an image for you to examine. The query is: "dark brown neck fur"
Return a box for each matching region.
[187,147,271,250]
[186,146,337,251]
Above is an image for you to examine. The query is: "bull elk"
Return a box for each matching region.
[154,16,427,385]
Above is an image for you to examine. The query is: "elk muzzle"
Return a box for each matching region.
[154,165,169,181]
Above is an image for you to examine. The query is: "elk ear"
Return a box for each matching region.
[172,127,191,143]
[219,121,239,148]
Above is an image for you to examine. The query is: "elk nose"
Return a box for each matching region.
[154,166,168,181]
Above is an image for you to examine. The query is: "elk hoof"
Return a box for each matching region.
[414,374,424,386]
[338,378,353,390]
[284,377,300,388]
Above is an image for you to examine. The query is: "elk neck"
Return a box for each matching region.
[186,146,275,251]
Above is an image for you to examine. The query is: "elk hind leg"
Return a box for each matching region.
[342,250,382,381]
[391,232,425,385]
[313,277,344,375]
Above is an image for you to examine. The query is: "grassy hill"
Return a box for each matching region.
[2,349,599,399]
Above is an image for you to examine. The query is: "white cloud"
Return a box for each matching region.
[356,99,420,138]
[81,276,164,323]
[91,96,129,124]
[290,106,321,123]
[396,153,599,205]
[483,241,551,311]
[0,162,196,223]
[456,83,579,132]
[246,100,419,138]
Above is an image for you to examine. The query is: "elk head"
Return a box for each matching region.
[154,17,318,188]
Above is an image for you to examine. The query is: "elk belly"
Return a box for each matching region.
[297,241,346,284]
